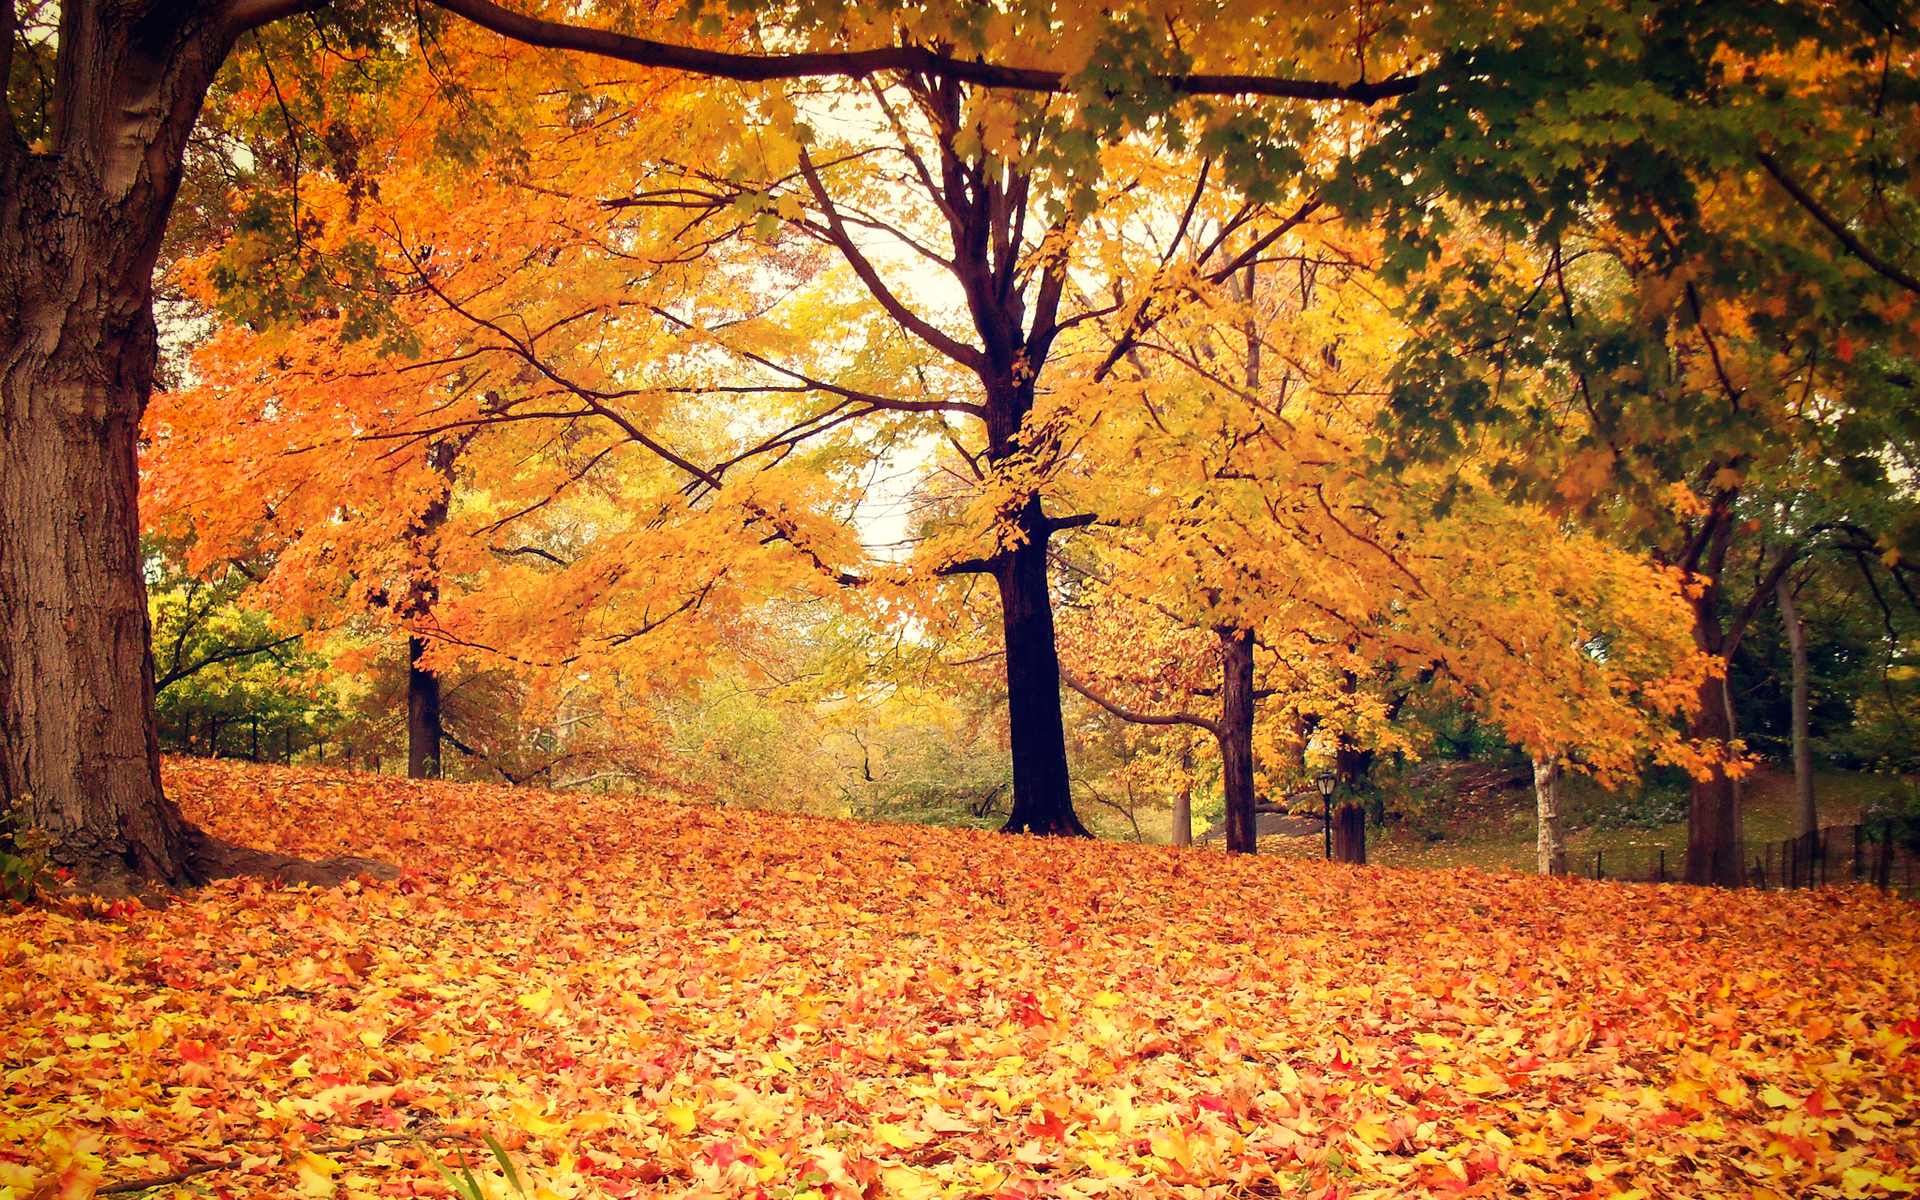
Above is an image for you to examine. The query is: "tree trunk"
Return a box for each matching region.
[996,500,1087,836]
[1172,734,1193,847]
[407,636,443,779]
[1,2,385,897]
[1684,668,1743,886]
[0,253,194,888]
[1777,574,1817,838]
[1217,627,1258,854]
[1329,736,1372,863]
[1533,747,1565,875]
[1331,801,1366,864]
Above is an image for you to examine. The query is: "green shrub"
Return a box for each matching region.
[0,798,59,905]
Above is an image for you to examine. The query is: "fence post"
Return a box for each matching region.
[1658,848,1666,884]
[1596,850,1603,881]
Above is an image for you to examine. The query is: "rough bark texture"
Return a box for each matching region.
[406,636,442,780]
[1777,575,1817,838]
[1533,749,1565,875]
[2,0,386,897]
[1217,627,1258,854]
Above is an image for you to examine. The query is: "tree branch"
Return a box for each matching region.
[1758,150,1920,296]
[156,634,304,693]
[100,1132,479,1196]
[425,0,1425,101]
[1059,665,1221,738]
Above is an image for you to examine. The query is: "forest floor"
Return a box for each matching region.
[3,758,1917,1200]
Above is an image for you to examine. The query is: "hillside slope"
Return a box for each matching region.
[3,759,1916,1199]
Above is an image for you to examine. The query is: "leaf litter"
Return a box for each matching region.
[2,759,1915,1199]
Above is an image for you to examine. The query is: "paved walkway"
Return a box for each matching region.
[1198,811,1325,842]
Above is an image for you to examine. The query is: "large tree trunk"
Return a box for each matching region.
[1533,747,1565,875]
[996,499,1087,836]
[1329,735,1373,864]
[407,636,443,779]
[1331,802,1366,864]
[1,0,384,897]
[0,236,192,888]
[1217,627,1258,854]
[1777,574,1817,838]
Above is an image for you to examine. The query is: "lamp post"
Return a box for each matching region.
[1316,771,1336,861]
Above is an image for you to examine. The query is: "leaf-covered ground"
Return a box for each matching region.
[4,761,1916,1200]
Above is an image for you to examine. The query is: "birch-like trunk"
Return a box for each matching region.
[1776,575,1817,838]
[1534,748,1565,876]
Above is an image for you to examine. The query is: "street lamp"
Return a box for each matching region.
[1316,771,1337,861]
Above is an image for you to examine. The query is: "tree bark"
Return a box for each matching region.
[1329,735,1373,864]
[1218,627,1258,854]
[1777,574,1817,838]
[996,499,1087,836]
[407,636,443,779]
[1172,734,1193,847]
[1331,801,1366,864]
[1,0,386,897]
[1533,747,1565,875]
[1684,671,1743,886]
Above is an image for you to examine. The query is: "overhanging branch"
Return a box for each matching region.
[1059,665,1221,738]
[1758,151,1920,296]
[426,0,1424,101]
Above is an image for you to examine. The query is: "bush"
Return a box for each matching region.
[1588,767,1691,832]
[0,798,58,905]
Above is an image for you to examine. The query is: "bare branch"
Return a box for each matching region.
[425,0,1425,102]
[1059,665,1221,738]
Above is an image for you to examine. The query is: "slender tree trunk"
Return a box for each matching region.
[1217,627,1258,854]
[996,499,1087,836]
[1777,575,1817,838]
[1172,733,1193,847]
[407,637,443,779]
[1533,747,1565,875]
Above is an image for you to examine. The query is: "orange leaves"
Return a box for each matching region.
[3,758,1919,1198]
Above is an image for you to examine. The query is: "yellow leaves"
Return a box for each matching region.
[872,1122,930,1149]
[295,1151,342,1197]
[662,1100,699,1135]
[1458,1071,1509,1096]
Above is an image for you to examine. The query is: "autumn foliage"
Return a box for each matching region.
[4,760,1915,1199]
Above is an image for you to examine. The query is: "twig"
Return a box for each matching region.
[98,1132,479,1195]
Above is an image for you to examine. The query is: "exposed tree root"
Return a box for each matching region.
[53,828,398,906]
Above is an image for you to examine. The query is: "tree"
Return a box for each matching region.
[10,0,1860,893]
[1342,5,1920,883]
[1046,194,1716,867]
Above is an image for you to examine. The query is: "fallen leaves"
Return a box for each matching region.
[2,758,1916,1198]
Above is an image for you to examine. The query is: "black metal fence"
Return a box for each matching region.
[1554,823,1920,899]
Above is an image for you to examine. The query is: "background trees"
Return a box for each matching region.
[9,0,1917,890]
